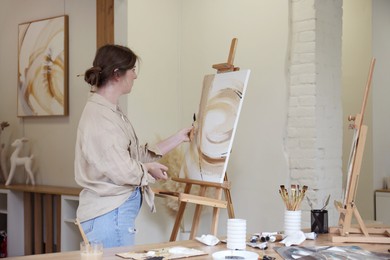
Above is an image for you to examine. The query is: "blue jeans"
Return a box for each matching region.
[81,187,142,248]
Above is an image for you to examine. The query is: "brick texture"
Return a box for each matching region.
[286,0,343,228]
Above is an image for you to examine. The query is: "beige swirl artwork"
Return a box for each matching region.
[180,70,250,183]
[17,15,68,117]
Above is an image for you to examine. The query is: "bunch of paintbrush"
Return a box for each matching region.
[279,184,308,211]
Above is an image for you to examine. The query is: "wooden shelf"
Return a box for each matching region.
[375,189,390,193]
[63,218,76,223]
[0,185,82,256]
[0,184,81,196]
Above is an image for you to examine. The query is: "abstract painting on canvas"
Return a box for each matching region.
[180,69,250,183]
[17,15,68,117]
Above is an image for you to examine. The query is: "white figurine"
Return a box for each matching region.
[0,122,10,181]
[5,137,35,186]
[0,144,7,181]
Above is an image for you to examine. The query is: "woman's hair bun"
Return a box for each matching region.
[84,66,102,86]
[84,44,138,88]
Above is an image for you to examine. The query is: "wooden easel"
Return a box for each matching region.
[166,175,235,241]
[212,38,240,73]
[329,58,390,243]
[155,39,240,241]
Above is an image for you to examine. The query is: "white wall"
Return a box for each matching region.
[373,1,390,192]
[127,0,290,243]
[342,0,374,220]
[0,0,95,187]
[126,0,181,140]
[180,2,290,236]
[286,0,343,227]
[0,0,388,247]
[125,0,182,244]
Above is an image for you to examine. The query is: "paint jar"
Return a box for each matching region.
[80,241,103,260]
[311,209,328,233]
[386,177,390,190]
[227,218,246,250]
[284,210,301,236]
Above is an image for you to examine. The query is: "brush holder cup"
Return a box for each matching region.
[311,209,328,233]
[284,210,301,236]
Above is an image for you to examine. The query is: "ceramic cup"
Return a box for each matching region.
[80,241,103,260]
[227,218,246,250]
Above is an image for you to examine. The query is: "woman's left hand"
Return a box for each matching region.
[145,162,168,180]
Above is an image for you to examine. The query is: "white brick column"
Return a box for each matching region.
[286,0,343,227]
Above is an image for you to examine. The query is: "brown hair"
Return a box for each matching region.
[84,44,138,87]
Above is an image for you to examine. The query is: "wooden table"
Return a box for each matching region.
[6,233,390,259]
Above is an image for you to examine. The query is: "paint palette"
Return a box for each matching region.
[212,250,259,260]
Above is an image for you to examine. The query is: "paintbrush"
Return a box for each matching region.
[75,218,90,250]
[321,194,331,210]
[279,184,308,211]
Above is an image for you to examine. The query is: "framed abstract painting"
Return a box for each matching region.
[17,15,68,117]
[179,69,251,183]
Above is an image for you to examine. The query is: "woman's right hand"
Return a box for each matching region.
[144,162,168,180]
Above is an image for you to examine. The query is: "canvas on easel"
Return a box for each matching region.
[155,38,250,241]
[179,69,250,183]
[330,58,390,243]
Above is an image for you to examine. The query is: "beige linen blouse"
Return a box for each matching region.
[75,93,161,222]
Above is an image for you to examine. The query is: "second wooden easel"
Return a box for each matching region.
[329,58,390,243]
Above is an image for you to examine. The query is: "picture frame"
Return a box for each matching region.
[17,15,68,117]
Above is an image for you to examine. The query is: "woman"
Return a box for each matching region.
[75,44,192,248]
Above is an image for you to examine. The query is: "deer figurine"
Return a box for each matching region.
[0,121,10,181]
[5,137,35,186]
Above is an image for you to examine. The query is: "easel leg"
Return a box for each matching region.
[224,175,235,218]
[341,205,353,236]
[189,186,206,239]
[170,183,192,241]
[211,188,223,235]
[353,206,369,236]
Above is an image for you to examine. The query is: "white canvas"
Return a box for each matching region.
[179,69,250,183]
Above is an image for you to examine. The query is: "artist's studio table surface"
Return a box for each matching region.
[6,233,390,259]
